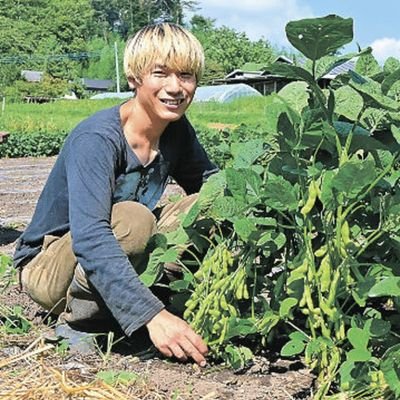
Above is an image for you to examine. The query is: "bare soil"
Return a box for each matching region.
[0,156,314,399]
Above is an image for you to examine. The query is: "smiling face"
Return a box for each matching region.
[132,63,197,123]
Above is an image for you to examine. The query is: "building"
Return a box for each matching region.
[81,78,114,93]
[214,56,356,95]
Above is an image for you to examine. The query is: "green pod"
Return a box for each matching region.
[301,180,319,216]
[314,244,327,258]
[319,255,332,293]
[220,295,229,311]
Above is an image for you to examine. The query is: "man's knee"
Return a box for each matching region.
[111,201,156,255]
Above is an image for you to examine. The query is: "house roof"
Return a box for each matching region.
[82,78,114,90]
[321,59,356,79]
[220,57,356,84]
[21,70,43,82]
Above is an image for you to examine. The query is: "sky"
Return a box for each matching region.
[191,0,400,63]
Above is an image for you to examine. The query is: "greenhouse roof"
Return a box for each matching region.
[90,92,133,100]
[193,83,262,103]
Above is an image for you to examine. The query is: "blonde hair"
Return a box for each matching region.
[124,23,204,84]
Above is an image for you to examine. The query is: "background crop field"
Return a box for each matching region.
[0,96,271,136]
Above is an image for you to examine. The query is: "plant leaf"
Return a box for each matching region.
[347,327,369,349]
[331,158,376,200]
[279,297,298,318]
[346,348,372,362]
[381,344,400,397]
[285,15,353,62]
[382,67,400,95]
[369,277,400,297]
[281,339,306,357]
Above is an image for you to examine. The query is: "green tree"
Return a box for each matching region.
[190,15,275,76]
[91,0,198,40]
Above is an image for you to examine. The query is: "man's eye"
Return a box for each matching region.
[153,70,166,76]
[180,72,194,79]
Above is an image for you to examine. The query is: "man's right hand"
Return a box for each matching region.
[145,309,208,366]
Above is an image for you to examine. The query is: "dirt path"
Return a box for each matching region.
[0,156,314,399]
[0,156,55,255]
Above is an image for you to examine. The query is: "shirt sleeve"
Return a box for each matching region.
[65,132,164,336]
[171,118,218,194]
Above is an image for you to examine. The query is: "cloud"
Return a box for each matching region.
[370,38,400,63]
[192,0,315,46]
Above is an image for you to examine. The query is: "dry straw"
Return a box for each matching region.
[0,336,164,400]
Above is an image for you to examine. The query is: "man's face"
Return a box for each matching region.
[133,63,197,123]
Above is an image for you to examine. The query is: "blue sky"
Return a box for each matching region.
[191,0,400,63]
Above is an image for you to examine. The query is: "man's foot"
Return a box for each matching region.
[55,323,97,354]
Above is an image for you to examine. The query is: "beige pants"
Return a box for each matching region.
[21,195,198,322]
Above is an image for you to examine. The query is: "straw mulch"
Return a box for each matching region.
[0,335,168,400]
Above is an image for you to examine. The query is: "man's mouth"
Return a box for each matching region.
[160,98,184,106]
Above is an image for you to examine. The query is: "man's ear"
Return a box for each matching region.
[128,77,141,90]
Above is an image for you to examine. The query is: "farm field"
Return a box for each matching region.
[2,15,400,399]
[0,157,313,399]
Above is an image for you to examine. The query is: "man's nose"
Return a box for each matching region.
[164,74,181,93]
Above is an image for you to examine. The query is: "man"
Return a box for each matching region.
[14,23,217,367]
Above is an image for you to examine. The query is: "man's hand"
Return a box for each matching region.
[146,309,208,366]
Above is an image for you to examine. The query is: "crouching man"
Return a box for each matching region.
[14,22,217,367]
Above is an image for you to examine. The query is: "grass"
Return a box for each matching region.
[0,95,271,135]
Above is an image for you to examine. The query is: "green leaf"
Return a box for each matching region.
[317,47,372,80]
[369,277,400,297]
[197,171,226,209]
[182,201,200,228]
[243,169,263,198]
[368,319,391,337]
[224,345,253,370]
[331,158,376,200]
[269,63,329,116]
[352,276,377,307]
[169,279,190,292]
[279,297,298,318]
[277,81,309,114]
[264,174,298,211]
[139,248,165,287]
[226,318,257,340]
[97,370,138,386]
[231,139,265,168]
[334,86,364,121]
[234,218,257,241]
[346,348,372,362]
[281,339,306,357]
[382,67,400,95]
[347,327,369,349]
[381,344,400,397]
[339,360,356,390]
[225,168,247,200]
[334,121,390,152]
[285,15,353,62]
[160,248,178,263]
[289,331,308,342]
[320,170,336,210]
[210,196,245,220]
[391,125,400,147]
[349,70,400,111]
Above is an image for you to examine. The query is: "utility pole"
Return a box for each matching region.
[114,42,120,93]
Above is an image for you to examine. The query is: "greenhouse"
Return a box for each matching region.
[193,83,262,103]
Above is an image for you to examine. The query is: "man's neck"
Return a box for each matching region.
[120,99,166,165]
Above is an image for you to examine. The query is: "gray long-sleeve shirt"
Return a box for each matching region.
[14,104,216,336]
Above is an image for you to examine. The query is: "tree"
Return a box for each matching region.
[90,0,198,40]
[190,15,275,76]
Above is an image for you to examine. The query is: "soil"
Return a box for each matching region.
[0,156,314,399]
